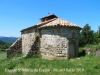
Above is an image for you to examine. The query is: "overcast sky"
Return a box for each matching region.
[0,0,100,37]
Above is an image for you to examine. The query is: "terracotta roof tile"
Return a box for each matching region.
[38,18,82,29]
[21,17,82,32]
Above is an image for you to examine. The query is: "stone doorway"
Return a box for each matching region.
[67,38,76,59]
[69,42,75,58]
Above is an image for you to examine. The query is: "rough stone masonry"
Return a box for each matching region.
[7,14,82,59]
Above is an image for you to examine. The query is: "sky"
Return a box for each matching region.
[0,0,100,37]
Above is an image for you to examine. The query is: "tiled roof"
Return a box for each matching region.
[21,16,82,32]
[38,18,82,29]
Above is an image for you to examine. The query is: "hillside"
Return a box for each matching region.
[0,40,11,50]
[0,40,6,44]
[0,36,18,43]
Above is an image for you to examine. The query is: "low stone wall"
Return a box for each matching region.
[7,37,22,57]
[85,49,100,56]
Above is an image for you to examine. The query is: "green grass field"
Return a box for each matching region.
[0,44,100,75]
[0,52,6,60]
[0,52,100,75]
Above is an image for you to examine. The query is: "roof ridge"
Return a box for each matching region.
[37,18,57,27]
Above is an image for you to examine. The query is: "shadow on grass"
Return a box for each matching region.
[24,54,41,59]
[78,50,86,57]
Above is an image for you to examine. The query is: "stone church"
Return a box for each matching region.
[7,14,82,59]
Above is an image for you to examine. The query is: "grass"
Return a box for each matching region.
[79,43,100,51]
[0,43,100,75]
[0,52,6,60]
[0,52,100,75]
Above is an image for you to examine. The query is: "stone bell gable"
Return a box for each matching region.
[7,14,82,59]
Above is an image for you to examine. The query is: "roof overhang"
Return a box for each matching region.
[20,25,37,32]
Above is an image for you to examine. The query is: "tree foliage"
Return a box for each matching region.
[79,24,100,47]
[0,40,11,49]
[97,25,100,34]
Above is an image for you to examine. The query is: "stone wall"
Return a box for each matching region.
[21,27,39,57]
[40,27,80,59]
[7,37,22,57]
[28,37,40,55]
[21,26,80,59]
[86,49,100,56]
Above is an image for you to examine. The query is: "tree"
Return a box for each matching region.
[0,40,11,50]
[97,25,100,34]
[93,25,100,43]
[79,24,94,46]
